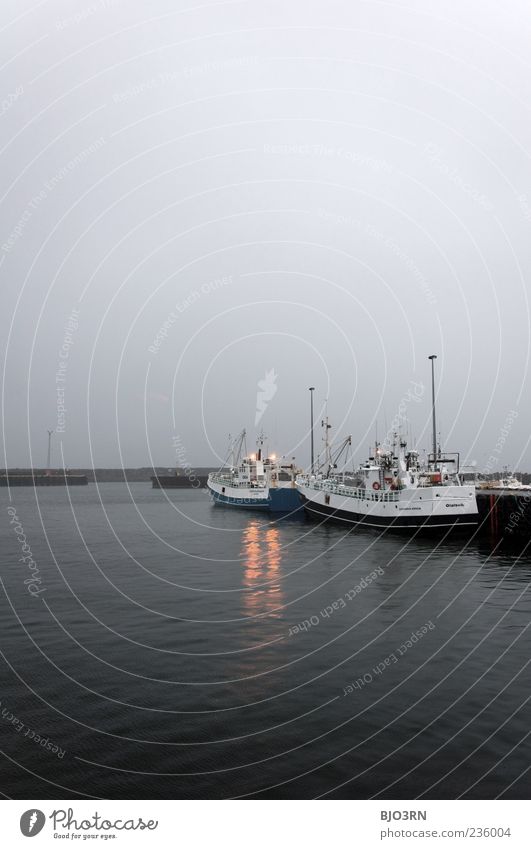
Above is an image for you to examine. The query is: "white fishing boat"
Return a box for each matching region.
[297,356,478,532]
[477,467,531,491]
[297,439,478,530]
[208,431,302,513]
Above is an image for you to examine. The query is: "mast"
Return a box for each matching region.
[238,429,246,464]
[231,429,246,467]
[428,355,438,463]
[321,416,332,474]
[256,431,264,461]
[309,386,315,474]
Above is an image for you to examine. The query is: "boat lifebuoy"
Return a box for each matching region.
[372,481,381,491]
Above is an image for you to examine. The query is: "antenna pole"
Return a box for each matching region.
[309,387,315,474]
[325,417,332,468]
[428,355,437,462]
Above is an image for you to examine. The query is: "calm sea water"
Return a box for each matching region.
[1,483,529,799]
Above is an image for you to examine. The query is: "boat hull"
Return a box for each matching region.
[297,484,478,531]
[208,479,301,512]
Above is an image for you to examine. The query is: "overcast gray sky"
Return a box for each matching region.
[2,0,531,471]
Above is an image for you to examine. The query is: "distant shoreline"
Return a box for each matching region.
[0,468,216,483]
[2,468,530,485]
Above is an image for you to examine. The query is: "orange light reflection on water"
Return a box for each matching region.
[241,520,283,619]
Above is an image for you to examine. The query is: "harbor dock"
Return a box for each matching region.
[476,488,531,540]
[151,473,208,489]
[0,470,88,486]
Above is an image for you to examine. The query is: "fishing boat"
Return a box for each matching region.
[208,431,302,513]
[296,438,478,530]
[297,356,478,532]
[477,467,531,491]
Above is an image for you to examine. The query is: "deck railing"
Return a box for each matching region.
[209,474,266,490]
[300,478,401,502]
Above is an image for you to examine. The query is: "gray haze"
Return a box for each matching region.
[2,0,531,472]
